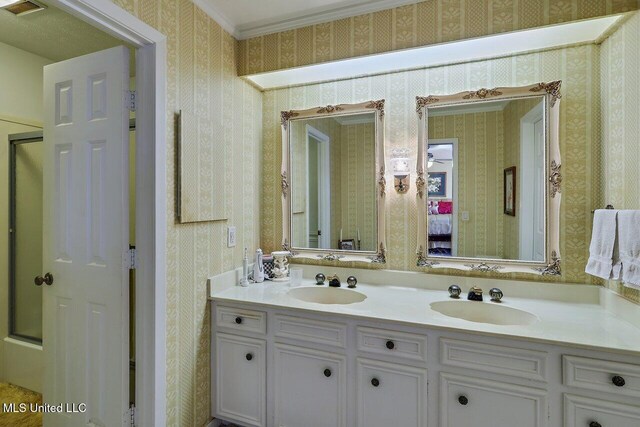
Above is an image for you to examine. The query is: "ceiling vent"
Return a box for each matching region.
[1,0,46,16]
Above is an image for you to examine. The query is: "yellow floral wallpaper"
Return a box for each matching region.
[428,111,506,259]
[112,1,262,426]
[601,12,640,303]
[262,44,603,285]
[502,97,544,259]
[338,122,377,250]
[238,0,637,75]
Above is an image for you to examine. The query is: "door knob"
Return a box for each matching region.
[34,272,54,286]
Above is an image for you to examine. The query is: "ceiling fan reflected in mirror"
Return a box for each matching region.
[427,152,444,167]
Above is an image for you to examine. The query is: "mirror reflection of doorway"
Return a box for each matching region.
[306,125,331,249]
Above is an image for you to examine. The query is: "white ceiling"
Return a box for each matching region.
[194,0,420,39]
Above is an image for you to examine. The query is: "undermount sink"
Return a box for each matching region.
[288,287,367,305]
[430,300,538,326]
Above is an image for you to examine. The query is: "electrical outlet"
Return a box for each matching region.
[462,211,470,221]
[227,226,237,247]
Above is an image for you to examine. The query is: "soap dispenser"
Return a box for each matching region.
[253,249,265,283]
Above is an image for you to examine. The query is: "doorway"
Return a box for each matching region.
[305,125,331,249]
[0,0,166,424]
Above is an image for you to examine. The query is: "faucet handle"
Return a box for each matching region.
[315,273,326,285]
[448,285,462,299]
[347,276,357,288]
[489,288,504,302]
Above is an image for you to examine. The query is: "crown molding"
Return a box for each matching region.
[191,0,240,39]
[194,0,422,41]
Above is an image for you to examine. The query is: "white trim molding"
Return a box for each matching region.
[195,0,421,40]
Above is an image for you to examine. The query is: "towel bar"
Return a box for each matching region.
[591,204,615,213]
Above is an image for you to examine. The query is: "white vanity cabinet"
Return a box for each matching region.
[211,301,640,427]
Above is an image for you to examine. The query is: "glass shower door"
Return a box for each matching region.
[9,133,43,343]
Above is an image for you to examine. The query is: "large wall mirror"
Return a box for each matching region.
[280,101,387,263]
[415,83,562,275]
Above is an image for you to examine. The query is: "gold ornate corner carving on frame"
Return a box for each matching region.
[530,80,562,107]
[417,246,439,268]
[416,96,440,119]
[416,171,426,199]
[281,171,289,198]
[369,243,386,263]
[365,99,386,119]
[464,263,505,273]
[462,88,503,100]
[282,239,298,256]
[378,166,386,197]
[317,105,344,114]
[317,253,345,261]
[549,160,562,198]
[280,110,299,130]
[534,251,561,276]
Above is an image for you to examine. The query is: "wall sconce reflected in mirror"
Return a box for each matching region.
[391,148,410,193]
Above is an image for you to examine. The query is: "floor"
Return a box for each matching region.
[0,383,42,427]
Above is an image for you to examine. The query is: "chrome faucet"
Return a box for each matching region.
[327,274,341,287]
[467,286,483,301]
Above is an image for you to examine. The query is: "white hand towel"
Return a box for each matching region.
[618,210,640,290]
[585,209,621,280]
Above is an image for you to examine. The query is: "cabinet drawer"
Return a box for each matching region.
[563,355,640,397]
[274,314,347,348]
[357,326,427,363]
[216,305,266,335]
[440,373,548,427]
[565,394,640,427]
[441,338,548,382]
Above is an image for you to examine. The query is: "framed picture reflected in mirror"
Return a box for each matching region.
[504,166,516,216]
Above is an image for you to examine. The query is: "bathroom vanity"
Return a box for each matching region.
[209,267,640,427]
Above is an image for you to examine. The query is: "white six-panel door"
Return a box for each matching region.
[42,46,130,427]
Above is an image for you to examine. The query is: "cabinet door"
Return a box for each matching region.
[440,373,547,427]
[215,333,266,427]
[565,394,640,427]
[274,344,347,427]
[357,358,427,427]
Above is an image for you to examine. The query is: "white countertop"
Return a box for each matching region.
[208,266,640,356]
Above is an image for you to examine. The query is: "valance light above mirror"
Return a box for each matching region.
[280,100,387,263]
[415,82,562,275]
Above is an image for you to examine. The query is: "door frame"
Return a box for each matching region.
[305,125,331,249]
[519,101,544,260]
[46,1,167,425]
[428,139,458,257]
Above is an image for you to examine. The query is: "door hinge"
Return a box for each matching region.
[126,90,136,111]
[126,404,136,427]
[127,248,137,270]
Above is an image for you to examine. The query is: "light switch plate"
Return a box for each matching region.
[227,226,237,247]
[462,211,470,221]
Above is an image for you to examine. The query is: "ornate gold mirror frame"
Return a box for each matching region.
[415,82,562,275]
[280,100,387,263]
